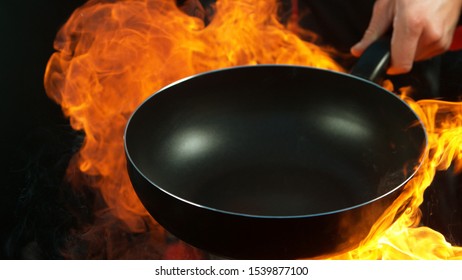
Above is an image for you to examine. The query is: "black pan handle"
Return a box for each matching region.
[350,37,390,84]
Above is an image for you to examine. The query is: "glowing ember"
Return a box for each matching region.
[45,0,461,259]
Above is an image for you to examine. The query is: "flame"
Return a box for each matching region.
[44,0,462,259]
[328,88,462,259]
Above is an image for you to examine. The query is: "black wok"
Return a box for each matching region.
[124,41,427,259]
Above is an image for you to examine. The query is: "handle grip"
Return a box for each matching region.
[349,37,390,84]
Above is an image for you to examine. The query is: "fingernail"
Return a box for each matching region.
[386,66,409,75]
[350,44,362,57]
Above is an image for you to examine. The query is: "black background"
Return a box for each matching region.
[1,0,86,258]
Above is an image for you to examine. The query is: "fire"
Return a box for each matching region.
[44,0,461,259]
[328,88,462,259]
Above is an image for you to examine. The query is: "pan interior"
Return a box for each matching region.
[126,66,425,216]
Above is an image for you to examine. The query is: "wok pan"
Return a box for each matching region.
[124,40,427,259]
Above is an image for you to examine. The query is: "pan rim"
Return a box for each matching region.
[124,64,429,219]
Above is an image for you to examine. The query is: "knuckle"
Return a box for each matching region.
[405,16,425,35]
[396,11,432,36]
[427,30,450,51]
[434,38,449,52]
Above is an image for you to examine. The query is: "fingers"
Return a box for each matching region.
[387,2,456,74]
[387,11,421,75]
[351,0,462,75]
[351,0,393,57]
[350,0,422,75]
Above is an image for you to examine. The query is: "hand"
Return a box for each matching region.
[351,0,462,75]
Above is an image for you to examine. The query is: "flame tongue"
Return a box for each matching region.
[44,0,340,233]
[329,95,462,260]
[45,0,462,259]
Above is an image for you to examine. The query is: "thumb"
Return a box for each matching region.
[351,1,393,57]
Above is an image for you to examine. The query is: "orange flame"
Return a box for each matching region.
[328,88,462,259]
[45,0,462,259]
